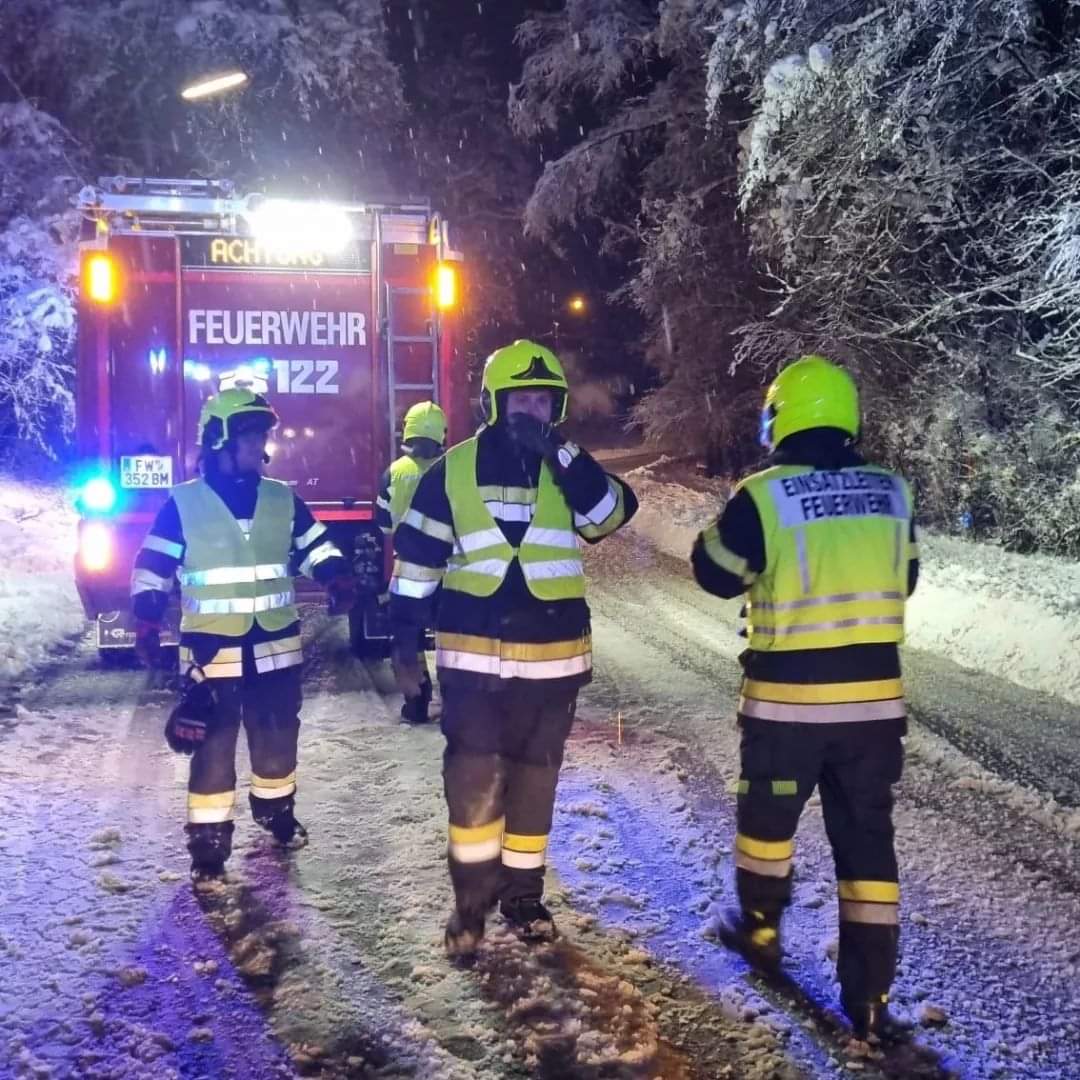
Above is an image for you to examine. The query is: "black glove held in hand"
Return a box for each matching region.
[165,676,217,755]
[505,413,564,460]
[327,573,358,616]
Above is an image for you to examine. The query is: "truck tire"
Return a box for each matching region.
[349,600,391,659]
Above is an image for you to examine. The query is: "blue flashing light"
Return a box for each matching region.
[148,347,168,374]
[80,475,118,514]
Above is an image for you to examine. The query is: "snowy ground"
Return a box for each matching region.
[0,479,83,684]
[4,462,1080,1078]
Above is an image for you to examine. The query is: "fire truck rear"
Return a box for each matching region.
[73,177,467,659]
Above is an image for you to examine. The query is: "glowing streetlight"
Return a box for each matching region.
[568,294,587,314]
[181,71,249,101]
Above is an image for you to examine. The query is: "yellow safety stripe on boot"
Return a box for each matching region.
[742,678,904,705]
[448,817,505,864]
[179,645,243,679]
[187,791,236,824]
[838,880,900,903]
[502,832,548,870]
[250,771,297,800]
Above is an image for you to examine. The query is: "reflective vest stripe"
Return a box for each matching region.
[182,590,295,615]
[486,501,533,522]
[750,615,904,637]
[753,590,904,612]
[180,563,289,586]
[435,648,591,680]
[524,527,580,550]
[522,558,584,581]
[455,526,508,554]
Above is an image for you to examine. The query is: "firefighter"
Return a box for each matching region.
[389,340,637,957]
[691,355,919,1040]
[375,401,447,724]
[131,388,356,883]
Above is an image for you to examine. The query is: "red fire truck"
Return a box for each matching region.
[73,176,468,659]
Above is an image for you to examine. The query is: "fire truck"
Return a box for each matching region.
[72,176,468,660]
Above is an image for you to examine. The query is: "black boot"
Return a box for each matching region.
[250,793,308,849]
[842,994,908,1041]
[713,907,782,971]
[185,821,234,883]
[400,671,433,724]
[445,908,486,961]
[500,897,557,943]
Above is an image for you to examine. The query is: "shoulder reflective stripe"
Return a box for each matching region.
[131,567,173,594]
[402,506,455,543]
[485,501,533,523]
[141,534,184,559]
[299,540,341,576]
[182,590,295,615]
[581,485,617,525]
[179,564,289,587]
[752,591,905,612]
[295,520,327,549]
[521,558,584,580]
[738,697,907,723]
[839,901,899,925]
[742,678,903,704]
[751,616,905,636]
[394,559,444,582]
[391,576,440,599]
[524,527,580,550]
[456,526,508,554]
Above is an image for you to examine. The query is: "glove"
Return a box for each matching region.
[134,619,161,668]
[164,675,216,755]
[505,413,564,462]
[327,573,358,616]
[390,624,424,700]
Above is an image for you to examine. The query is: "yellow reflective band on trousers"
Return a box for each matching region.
[250,770,297,799]
[838,879,900,926]
[442,437,585,601]
[435,631,592,680]
[502,832,548,870]
[179,645,242,679]
[735,833,794,879]
[740,464,913,651]
[448,817,505,863]
[743,678,904,704]
[188,790,235,824]
[740,676,907,722]
[172,477,298,637]
[252,635,303,674]
[388,454,436,532]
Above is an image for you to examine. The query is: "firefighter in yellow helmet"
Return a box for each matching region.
[131,388,356,883]
[690,356,919,1041]
[389,340,637,957]
[375,400,447,723]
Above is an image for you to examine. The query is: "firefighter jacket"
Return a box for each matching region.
[131,471,349,678]
[691,430,919,726]
[389,423,637,691]
[375,453,438,536]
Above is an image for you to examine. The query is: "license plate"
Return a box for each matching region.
[120,455,173,489]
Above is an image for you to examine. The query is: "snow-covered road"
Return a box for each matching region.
[3,528,1079,1079]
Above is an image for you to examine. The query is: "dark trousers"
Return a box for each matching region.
[734,716,904,1004]
[440,681,577,917]
[186,665,303,864]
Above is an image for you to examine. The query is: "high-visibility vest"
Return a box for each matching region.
[388,454,436,532]
[172,477,298,637]
[442,437,585,601]
[741,464,913,651]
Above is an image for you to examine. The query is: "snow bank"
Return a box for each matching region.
[625,464,1080,705]
[0,478,83,682]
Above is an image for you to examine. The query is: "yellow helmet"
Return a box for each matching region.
[481,339,569,424]
[197,388,278,450]
[760,355,860,450]
[402,400,447,444]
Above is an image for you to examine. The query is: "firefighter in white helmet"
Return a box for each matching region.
[375,400,447,723]
[131,388,356,883]
[389,340,637,958]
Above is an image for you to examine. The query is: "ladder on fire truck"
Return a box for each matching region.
[385,283,439,449]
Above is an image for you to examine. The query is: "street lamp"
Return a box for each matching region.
[568,294,586,314]
[181,71,249,101]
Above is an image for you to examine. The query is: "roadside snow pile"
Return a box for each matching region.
[625,464,1080,706]
[0,477,83,682]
